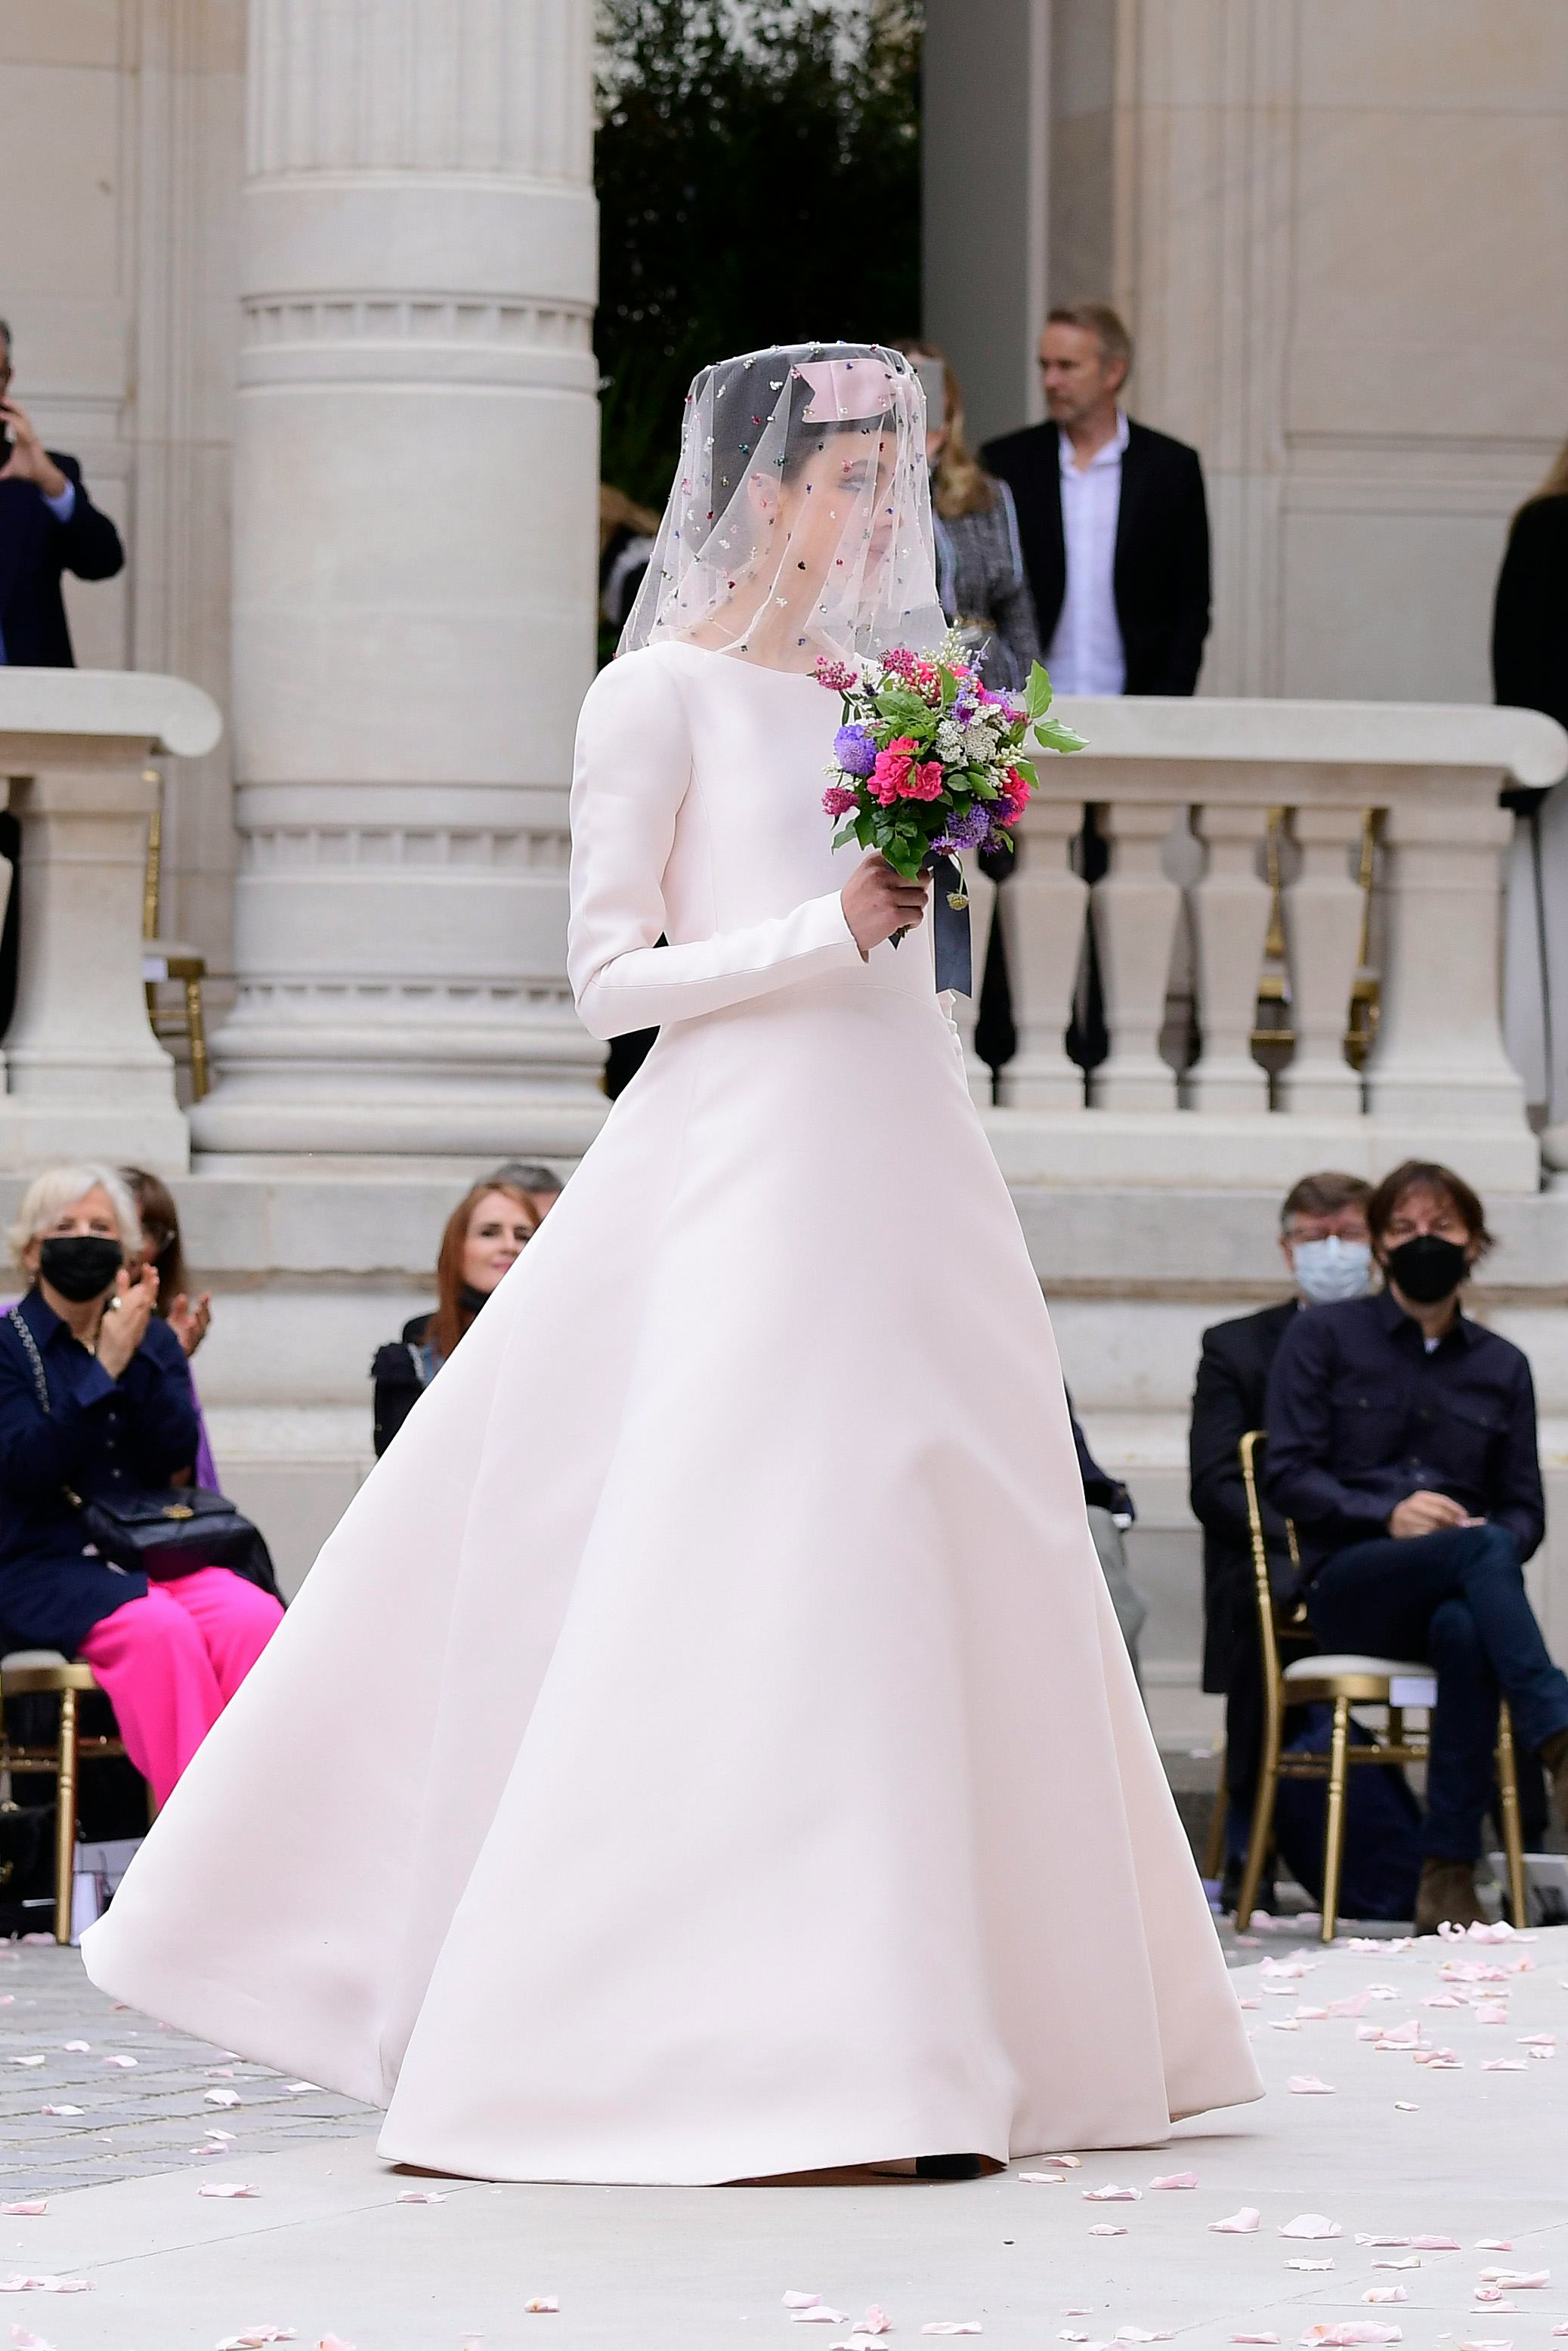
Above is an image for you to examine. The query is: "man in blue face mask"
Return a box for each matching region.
[1266,1158,1568,1932]
[1189,1173,1375,1909]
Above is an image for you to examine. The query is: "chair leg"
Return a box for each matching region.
[185,976,210,1100]
[1319,1696,1352,1944]
[1495,1701,1529,1929]
[1203,1739,1229,1879]
[1236,1714,1282,1929]
[54,1688,79,1945]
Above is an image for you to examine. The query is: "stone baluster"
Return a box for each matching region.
[194,0,604,1156]
[994,806,1089,1109]
[948,856,998,1105]
[1184,802,1272,1112]
[1365,787,1529,1134]
[1276,806,1366,1116]
[1088,801,1182,1112]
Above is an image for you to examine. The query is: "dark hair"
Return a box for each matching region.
[120,1165,189,1315]
[1044,302,1133,376]
[0,320,11,361]
[485,1160,561,1194]
[706,343,901,514]
[1279,1171,1373,1230]
[1365,1159,1495,1258]
[430,1180,537,1364]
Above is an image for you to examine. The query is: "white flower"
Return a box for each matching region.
[935,719,964,762]
[963,719,1000,761]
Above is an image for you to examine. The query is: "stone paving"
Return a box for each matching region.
[0,1938,373,2197]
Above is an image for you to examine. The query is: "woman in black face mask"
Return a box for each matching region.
[0,1164,283,1813]
[1264,1157,1568,1933]
[370,1179,538,1457]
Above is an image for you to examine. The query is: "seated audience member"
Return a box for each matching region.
[121,1165,219,1489]
[0,1164,283,1809]
[1266,1159,1568,1932]
[487,1160,564,1222]
[372,1178,537,1456]
[1189,1171,1373,1904]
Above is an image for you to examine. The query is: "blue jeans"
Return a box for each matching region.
[1308,1523,1568,1861]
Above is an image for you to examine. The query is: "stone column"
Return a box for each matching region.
[193,0,605,1158]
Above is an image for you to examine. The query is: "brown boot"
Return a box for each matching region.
[1415,1857,1487,1935]
[1540,1728,1568,1835]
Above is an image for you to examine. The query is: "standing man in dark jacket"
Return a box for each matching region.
[0,319,124,665]
[1266,1159,1568,1934]
[1189,1171,1374,1906]
[982,303,1211,698]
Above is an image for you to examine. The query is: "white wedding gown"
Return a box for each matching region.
[84,641,1261,2183]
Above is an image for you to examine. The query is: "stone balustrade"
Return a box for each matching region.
[957,697,1568,1193]
[0,669,222,1174]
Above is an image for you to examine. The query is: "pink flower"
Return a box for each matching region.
[822,784,859,817]
[996,762,1033,824]
[869,735,918,805]
[812,655,859,693]
[898,759,945,801]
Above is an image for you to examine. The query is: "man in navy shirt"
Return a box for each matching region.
[1266,1158,1568,1933]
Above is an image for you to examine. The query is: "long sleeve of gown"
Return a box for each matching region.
[568,651,864,1041]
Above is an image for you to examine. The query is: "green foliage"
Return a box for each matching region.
[595,0,923,509]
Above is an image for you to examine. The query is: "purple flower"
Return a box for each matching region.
[932,802,991,855]
[833,723,877,778]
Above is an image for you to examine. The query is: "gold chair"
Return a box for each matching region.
[1236,1429,1528,1941]
[0,1651,132,1943]
[141,770,212,1100]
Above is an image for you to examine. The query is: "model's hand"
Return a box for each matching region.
[1388,1489,1469,1539]
[166,1291,212,1357]
[0,400,68,497]
[842,853,930,957]
[97,1265,159,1379]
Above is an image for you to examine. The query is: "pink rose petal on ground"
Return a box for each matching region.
[101,2055,137,2069]
[1483,2059,1527,2072]
[523,2301,558,2315]
[317,2340,355,2350]
[1481,2272,1548,2289]
[1287,2076,1336,2094]
[1083,2185,1140,2201]
[9,2330,57,2351]
[793,2312,846,2327]
[1041,2153,1082,2167]
[1149,2173,1198,2191]
[198,2184,260,2200]
[1411,2236,1461,2251]
[37,2108,80,2120]
[1087,2225,1127,2238]
[216,2334,296,2349]
[1282,2214,1342,2240]
[0,2209,44,2221]
[205,2090,241,2108]
[6,2060,43,2071]
[1328,1994,1371,2017]
[785,2298,822,2311]
[1018,2172,1066,2184]
[1211,2208,1262,2235]
[1299,2328,1402,2347]
[1233,2335,1279,2343]
[1115,2329,1173,2341]
[59,2044,88,2056]
[1460,2342,1514,2351]
[1373,2259,1420,2271]
[1477,2241,1513,2251]
[1287,2260,1335,2273]
[1393,2103,1418,2111]
[920,2330,982,2339]
[1362,2288,1408,2304]
[394,2190,447,2204]
[1356,2237,1411,2248]
[862,2315,892,2337]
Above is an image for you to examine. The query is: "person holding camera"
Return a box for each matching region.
[0,319,124,668]
[0,1165,282,1808]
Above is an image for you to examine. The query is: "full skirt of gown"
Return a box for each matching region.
[83,642,1262,2182]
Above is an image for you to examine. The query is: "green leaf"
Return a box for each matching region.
[1034,715,1087,754]
[939,664,959,710]
[971,774,999,800]
[830,821,858,852]
[1023,660,1054,722]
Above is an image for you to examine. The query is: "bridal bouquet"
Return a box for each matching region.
[815,634,1085,890]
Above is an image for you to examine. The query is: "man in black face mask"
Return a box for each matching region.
[1264,1158,1568,1933]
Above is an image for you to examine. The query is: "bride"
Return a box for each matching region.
[84,342,1260,2185]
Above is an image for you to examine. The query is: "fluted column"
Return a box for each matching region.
[193,0,605,1156]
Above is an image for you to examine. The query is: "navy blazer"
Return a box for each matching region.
[0,1288,200,1653]
[0,453,124,667]
[1188,1298,1299,1691]
[979,417,1211,696]
[1263,1290,1545,1573]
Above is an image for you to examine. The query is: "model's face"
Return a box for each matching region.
[1038,323,1124,430]
[760,426,898,592]
[23,1184,124,1288]
[461,1190,533,1295]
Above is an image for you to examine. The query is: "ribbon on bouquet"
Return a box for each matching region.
[930,853,973,996]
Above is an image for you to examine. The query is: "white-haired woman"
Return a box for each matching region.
[0,1164,282,1806]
